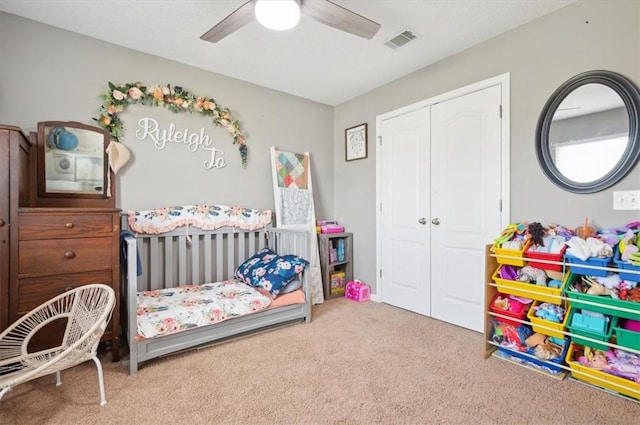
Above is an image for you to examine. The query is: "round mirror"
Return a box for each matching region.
[536,70,640,193]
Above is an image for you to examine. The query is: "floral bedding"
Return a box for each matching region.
[136,280,272,339]
[128,205,272,235]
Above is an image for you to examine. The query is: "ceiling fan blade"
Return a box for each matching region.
[301,0,380,39]
[200,1,256,43]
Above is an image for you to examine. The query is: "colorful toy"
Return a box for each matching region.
[524,332,563,360]
[518,266,547,286]
[493,322,532,352]
[528,222,545,247]
[534,302,565,323]
[623,319,640,332]
[494,222,528,247]
[345,280,370,302]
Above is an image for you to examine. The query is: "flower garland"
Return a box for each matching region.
[95,82,248,165]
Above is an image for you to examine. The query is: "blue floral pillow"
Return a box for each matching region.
[234,249,309,297]
[234,248,278,286]
[255,254,309,297]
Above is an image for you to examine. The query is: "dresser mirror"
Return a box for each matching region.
[37,121,109,199]
[536,70,640,193]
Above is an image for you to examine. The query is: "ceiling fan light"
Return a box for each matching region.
[255,0,301,31]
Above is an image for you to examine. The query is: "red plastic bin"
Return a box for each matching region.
[526,244,567,271]
[490,293,530,326]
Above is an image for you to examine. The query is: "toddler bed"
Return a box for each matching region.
[122,206,311,374]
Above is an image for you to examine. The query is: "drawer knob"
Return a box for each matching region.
[65,222,75,228]
[0,219,5,227]
[64,251,76,259]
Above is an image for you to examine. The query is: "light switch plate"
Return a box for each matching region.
[613,190,640,210]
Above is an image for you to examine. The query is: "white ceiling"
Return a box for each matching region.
[0,0,575,106]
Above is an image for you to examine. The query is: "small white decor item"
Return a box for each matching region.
[105,140,131,174]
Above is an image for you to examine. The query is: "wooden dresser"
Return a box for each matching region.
[0,125,34,331]
[15,208,121,361]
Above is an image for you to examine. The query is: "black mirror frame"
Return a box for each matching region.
[535,70,640,193]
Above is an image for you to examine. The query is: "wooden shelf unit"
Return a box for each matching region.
[318,232,353,299]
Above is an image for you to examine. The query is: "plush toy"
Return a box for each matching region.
[524,332,562,360]
[493,296,509,311]
[628,287,640,302]
[534,302,565,323]
[546,270,564,281]
[518,266,547,286]
[535,341,562,360]
[586,282,611,296]
[525,332,547,348]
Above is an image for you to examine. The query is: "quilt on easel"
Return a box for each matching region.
[274,151,314,226]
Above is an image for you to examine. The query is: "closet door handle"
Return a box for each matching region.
[431,218,441,225]
[418,217,427,225]
[0,219,5,227]
[64,251,76,259]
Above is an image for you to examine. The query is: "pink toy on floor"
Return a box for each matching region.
[345,280,370,302]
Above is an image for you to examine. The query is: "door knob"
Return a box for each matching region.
[418,217,427,225]
[431,218,441,225]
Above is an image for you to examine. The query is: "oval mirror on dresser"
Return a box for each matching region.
[536,70,640,193]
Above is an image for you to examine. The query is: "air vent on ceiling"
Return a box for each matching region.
[385,29,419,49]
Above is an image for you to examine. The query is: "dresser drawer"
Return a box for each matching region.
[19,213,113,240]
[17,270,113,315]
[19,237,113,277]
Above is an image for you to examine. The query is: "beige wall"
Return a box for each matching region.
[335,0,640,293]
[0,12,334,217]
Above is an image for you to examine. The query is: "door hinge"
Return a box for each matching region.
[499,199,502,212]
[379,203,382,212]
[378,136,382,146]
[499,104,502,118]
[379,269,382,278]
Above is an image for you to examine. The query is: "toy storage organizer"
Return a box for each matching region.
[483,244,640,401]
[318,233,353,299]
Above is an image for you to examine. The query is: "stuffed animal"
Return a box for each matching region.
[535,341,562,360]
[525,332,547,348]
[586,282,611,296]
[518,266,547,286]
[493,296,509,311]
[534,302,565,323]
[628,287,640,302]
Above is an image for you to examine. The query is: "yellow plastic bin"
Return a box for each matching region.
[565,343,640,401]
[492,239,530,267]
[527,300,571,339]
[492,265,569,305]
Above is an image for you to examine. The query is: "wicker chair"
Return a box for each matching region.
[0,284,115,406]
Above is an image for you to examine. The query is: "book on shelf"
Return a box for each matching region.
[330,271,346,294]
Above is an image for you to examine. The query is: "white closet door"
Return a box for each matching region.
[430,84,503,332]
[379,106,431,316]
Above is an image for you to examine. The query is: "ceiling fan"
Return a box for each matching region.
[200,0,381,43]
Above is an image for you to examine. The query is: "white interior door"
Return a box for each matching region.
[430,85,503,332]
[377,75,508,332]
[379,107,430,316]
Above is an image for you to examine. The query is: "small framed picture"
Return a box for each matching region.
[345,123,368,161]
